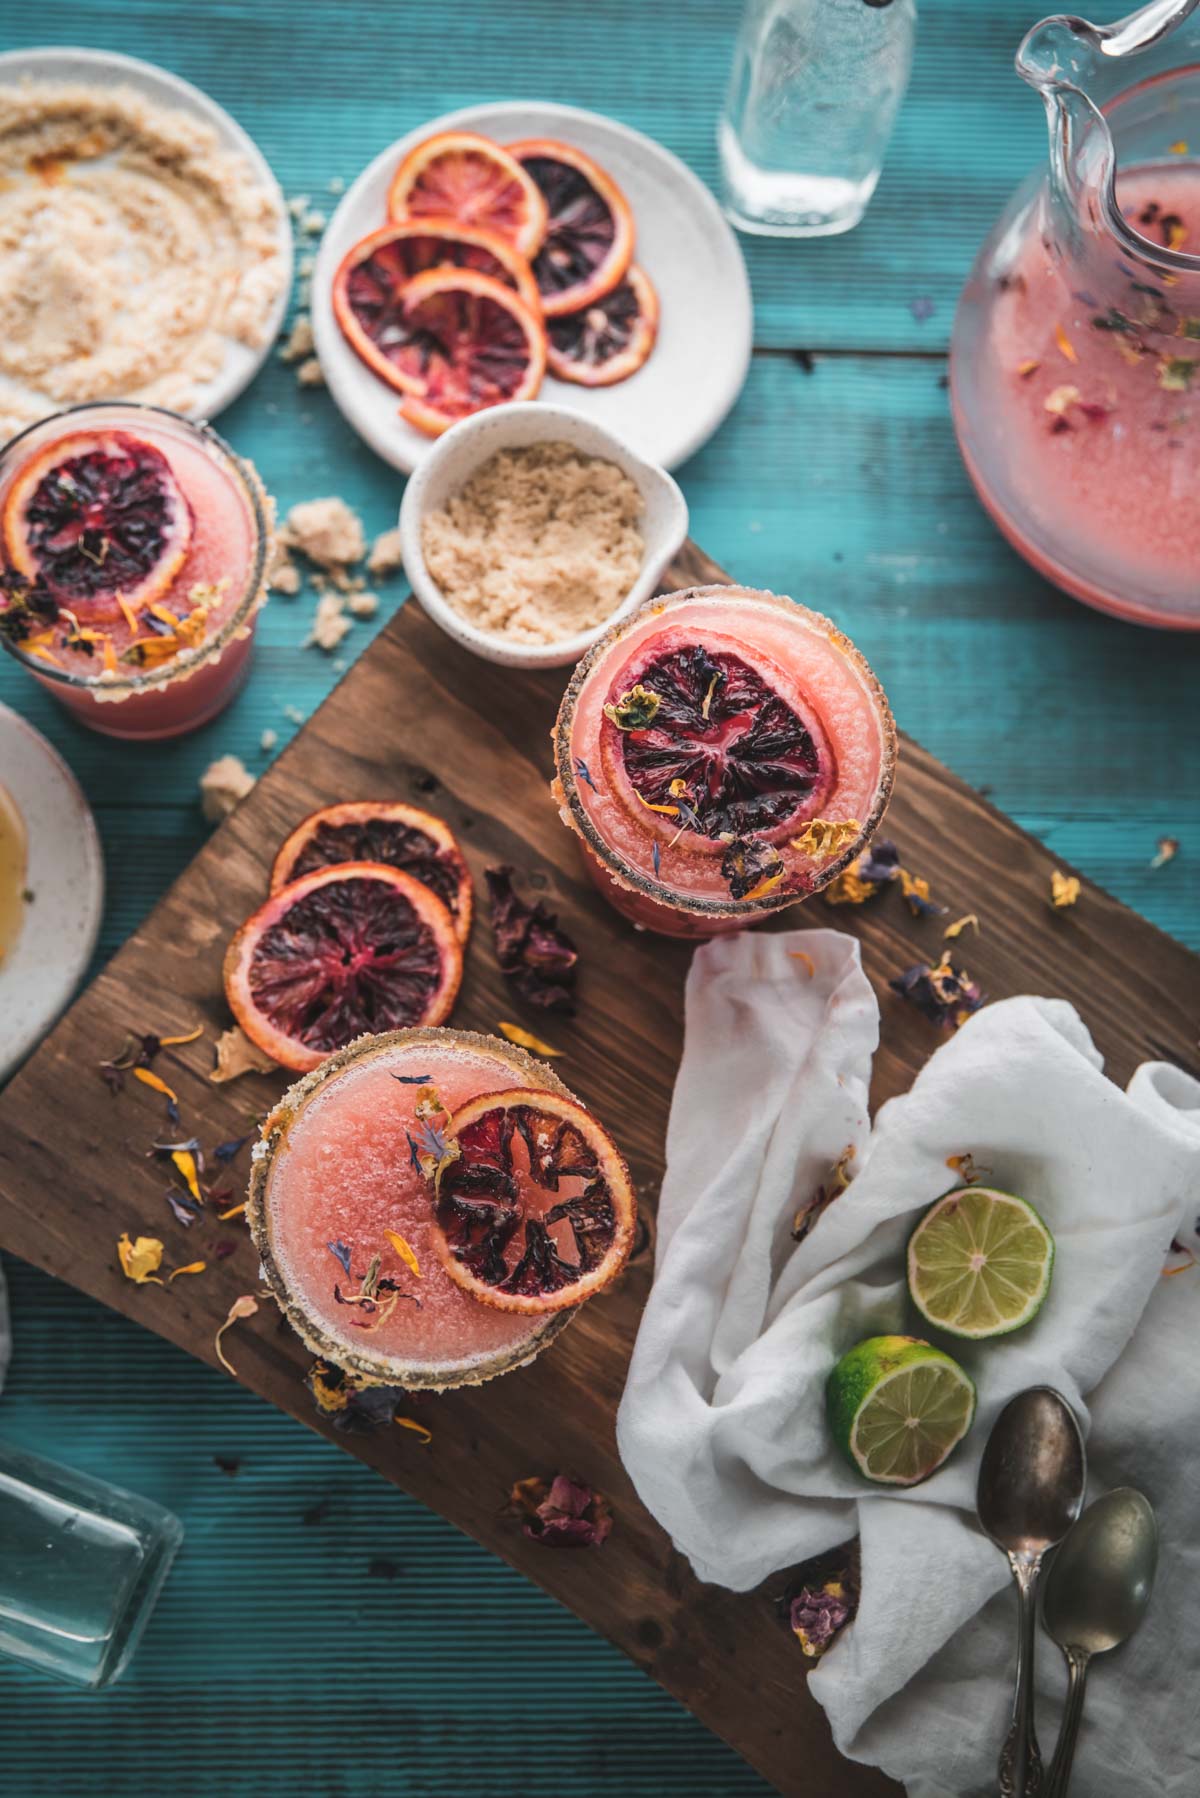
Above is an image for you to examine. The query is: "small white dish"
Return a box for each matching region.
[399,401,689,670]
[0,704,104,1084]
[0,46,292,424]
[312,99,752,474]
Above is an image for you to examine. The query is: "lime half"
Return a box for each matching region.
[907,1187,1055,1340]
[827,1335,976,1486]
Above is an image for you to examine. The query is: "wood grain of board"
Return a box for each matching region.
[1,542,1197,1798]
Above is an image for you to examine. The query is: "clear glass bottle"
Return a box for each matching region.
[0,1440,182,1689]
[719,0,917,237]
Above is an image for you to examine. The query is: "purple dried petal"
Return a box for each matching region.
[165,1189,201,1228]
[890,957,985,1029]
[327,1240,352,1275]
[790,1581,853,1658]
[213,1134,254,1164]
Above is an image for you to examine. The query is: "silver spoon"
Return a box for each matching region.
[977,1388,1086,1796]
[1040,1487,1158,1798]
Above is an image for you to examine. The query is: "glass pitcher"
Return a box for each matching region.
[951,0,1200,628]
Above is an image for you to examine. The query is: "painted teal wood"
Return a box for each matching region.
[0,3,1197,1794]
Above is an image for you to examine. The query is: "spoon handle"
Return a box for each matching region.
[1043,1648,1091,1798]
[999,1556,1043,1796]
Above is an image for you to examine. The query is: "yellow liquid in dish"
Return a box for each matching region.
[0,783,27,964]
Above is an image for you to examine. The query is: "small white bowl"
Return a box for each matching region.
[399,402,689,670]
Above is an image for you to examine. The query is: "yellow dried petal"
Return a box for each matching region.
[384,1230,421,1279]
[159,1024,204,1046]
[214,1294,259,1375]
[133,1067,178,1102]
[1054,323,1078,362]
[218,1200,247,1221]
[790,950,815,978]
[1050,870,1081,909]
[394,1416,432,1445]
[943,913,980,940]
[497,1021,562,1057]
[118,1233,164,1285]
[169,1261,207,1281]
[742,868,786,902]
[1044,384,1081,416]
[171,1150,202,1203]
[790,818,862,859]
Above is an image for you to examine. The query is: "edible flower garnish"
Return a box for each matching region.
[133,1067,178,1102]
[165,1190,201,1228]
[303,1359,414,1433]
[394,1416,432,1445]
[0,566,58,643]
[790,950,815,978]
[385,1230,421,1278]
[327,1240,353,1275]
[898,868,944,919]
[790,819,861,860]
[509,1474,613,1549]
[1151,836,1179,869]
[485,865,578,1013]
[218,1200,247,1221]
[391,1072,434,1084]
[169,1261,206,1282]
[946,1152,988,1184]
[1050,870,1081,909]
[170,1148,202,1203]
[213,1133,254,1164]
[822,838,901,906]
[118,1233,165,1285]
[890,953,984,1030]
[603,683,661,730]
[214,1294,259,1375]
[792,1146,856,1243]
[720,836,785,902]
[497,1021,562,1057]
[1054,323,1078,362]
[783,1546,861,1659]
[943,913,980,940]
[573,756,598,793]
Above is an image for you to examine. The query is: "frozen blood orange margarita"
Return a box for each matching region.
[0,403,271,739]
[553,584,896,936]
[249,1027,636,1391]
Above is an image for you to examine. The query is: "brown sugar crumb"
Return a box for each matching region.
[420,442,644,646]
[280,496,365,570]
[367,525,405,579]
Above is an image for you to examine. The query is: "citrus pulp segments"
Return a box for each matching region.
[430,1085,637,1315]
[269,800,474,944]
[387,130,547,258]
[332,218,541,395]
[224,860,463,1073]
[507,136,636,317]
[906,1186,1055,1339]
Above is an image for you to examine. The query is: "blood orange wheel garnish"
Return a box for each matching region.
[2,430,193,625]
[223,862,463,1073]
[393,267,546,437]
[507,139,635,318]
[599,630,835,846]
[429,1087,636,1315]
[270,801,474,943]
[387,131,547,259]
[546,265,658,387]
[332,220,540,394]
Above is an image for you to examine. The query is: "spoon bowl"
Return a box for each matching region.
[977,1388,1087,1797]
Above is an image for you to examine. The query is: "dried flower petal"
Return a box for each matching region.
[943,913,980,940]
[510,1473,612,1548]
[133,1067,178,1102]
[213,1133,254,1164]
[1159,355,1198,391]
[218,1200,247,1221]
[946,1152,988,1184]
[170,1149,202,1203]
[898,868,945,919]
[1054,323,1078,362]
[1044,383,1081,415]
[384,1230,421,1278]
[394,1416,432,1445]
[169,1261,206,1281]
[790,950,815,978]
[890,953,984,1030]
[485,866,578,1012]
[117,1233,164,1284]
[165,1189,201,1228]
[1050,870,1081,909]
[720,836,784,902]
[327,1240,352,1275]
[791,1579,853,1658]
[210,1026,276,1083]
[792,1146,855,1242]
[214,1294,259,1375]
[789,819,862,860]
[497,1021,562,1057]
[159,1025,204,1047]
[822,838,900,906]
[603,683,660,730]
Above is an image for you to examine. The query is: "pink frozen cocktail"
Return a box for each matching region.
[0,404,271,738]
[552,584,896,936]
[248,1027,630,1390]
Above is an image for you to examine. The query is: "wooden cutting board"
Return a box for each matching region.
[1,541,1196,1798]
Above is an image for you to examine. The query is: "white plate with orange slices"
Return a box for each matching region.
[312,101,753,473]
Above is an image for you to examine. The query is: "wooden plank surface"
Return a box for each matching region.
[2,540,1198,1796]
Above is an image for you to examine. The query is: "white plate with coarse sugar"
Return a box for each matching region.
[312,100,753,474]
[0,46,292,432]
[0,704,104,1085]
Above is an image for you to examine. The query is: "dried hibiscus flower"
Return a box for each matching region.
[781,1544,861,1659]
[485,866,578,1012]
[890,953,984,1030]
[509,1473,612,1548]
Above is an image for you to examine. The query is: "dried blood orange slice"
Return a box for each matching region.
[508,139,635,318]
[223,862,462,1073]
[429,1087,636,1314]
[270,801,473,943]
[393,267,546,437]
[546,265,658,387]
[2,430,193,625]
[387,131,547,258]
[599,630,835,846]
[332,220,540,394]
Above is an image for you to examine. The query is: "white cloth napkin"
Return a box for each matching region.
[617,928,1200,1797]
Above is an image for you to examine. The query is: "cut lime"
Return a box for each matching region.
[827,1335,976,1486]
[907,1187,1054,1340]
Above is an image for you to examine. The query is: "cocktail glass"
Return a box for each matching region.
[0,402,272,735]
[552,584,896,938]
[248,1027,583,1392]
[951,0,1200,627]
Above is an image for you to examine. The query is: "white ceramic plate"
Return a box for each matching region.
[312,101,753,473]
[0,704,104,1084]
[0,45,292,424]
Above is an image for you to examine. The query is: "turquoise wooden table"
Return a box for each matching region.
[1,4,1197,1793]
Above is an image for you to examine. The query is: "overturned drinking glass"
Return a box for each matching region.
[0,1439,182,1689]
[719,0,916,237]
